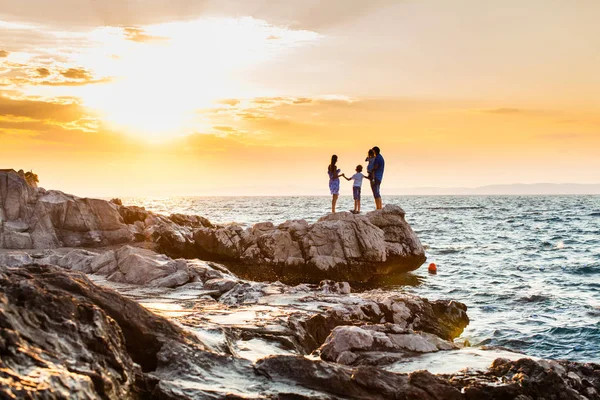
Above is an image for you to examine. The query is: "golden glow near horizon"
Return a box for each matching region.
[1,0,599,196]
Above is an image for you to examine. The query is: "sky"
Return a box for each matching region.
[1,0,599,196]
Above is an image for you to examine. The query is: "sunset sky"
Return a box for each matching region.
[1,0,599,196]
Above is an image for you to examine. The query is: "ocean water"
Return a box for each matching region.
[123,195,600,363]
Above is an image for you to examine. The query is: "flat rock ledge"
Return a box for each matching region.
[0,169,426,282]
[2,264,599,399]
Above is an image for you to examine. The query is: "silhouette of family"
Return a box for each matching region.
[327,146,385,213]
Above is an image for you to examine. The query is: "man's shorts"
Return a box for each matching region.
[353,186,361,200]
[370,179,381,199]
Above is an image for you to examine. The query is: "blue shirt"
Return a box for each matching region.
[370,154,384,181]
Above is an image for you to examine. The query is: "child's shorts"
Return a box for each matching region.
[353,186,361,200]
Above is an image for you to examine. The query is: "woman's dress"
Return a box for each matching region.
[328,168,340,195]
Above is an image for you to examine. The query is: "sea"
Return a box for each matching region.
[123,195,600,363]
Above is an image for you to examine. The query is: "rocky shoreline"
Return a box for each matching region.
[1,169,600,399]
[2,263,599,399]
[0,169,425,283]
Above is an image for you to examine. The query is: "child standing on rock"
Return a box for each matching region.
[344,165,368,214]
[365,149,375,181]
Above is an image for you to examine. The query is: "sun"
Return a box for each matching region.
[22,17,320,141]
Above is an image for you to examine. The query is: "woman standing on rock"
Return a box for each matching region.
[328,155,344,213]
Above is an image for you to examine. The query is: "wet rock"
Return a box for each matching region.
[203,277,238,294]
[0,263,281,399]
[289,293,469,353]
[0,264,197,398]
[319,324,457,365]
[219,281,267,305]
[319,280,351,294]
[452,357,600,400]
[1,263,598,399]
[255,355,462,400]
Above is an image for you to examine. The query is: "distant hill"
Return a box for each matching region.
[391,183,600,195]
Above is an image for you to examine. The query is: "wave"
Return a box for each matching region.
[426,206,485,211]
[569,265,600,275]
[516,294,551,303]
[436,248,462,255]
[590,212,600,217]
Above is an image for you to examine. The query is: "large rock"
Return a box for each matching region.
[0,263,266,399]
[319,324,457,365]
[288,292,470,353]
[194,206,426,283]
[255,354,600,400]
[0,246,236,289]
[0,170,133,249]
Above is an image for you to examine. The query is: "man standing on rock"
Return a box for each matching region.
[368,146,385,210]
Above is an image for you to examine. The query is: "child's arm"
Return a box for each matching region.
[343,175,352,181]
[362,174,369,179]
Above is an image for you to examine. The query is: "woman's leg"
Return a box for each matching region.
[332,194,339,212]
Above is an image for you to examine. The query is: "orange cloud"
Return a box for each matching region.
[36,67,50,77]
[60,68,91,80]
[123,27,169,43]
[217,98,240,107]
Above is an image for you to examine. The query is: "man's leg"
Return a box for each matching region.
[370,180,377,207]
[373,180,382,209]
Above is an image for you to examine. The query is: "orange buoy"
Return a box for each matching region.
[428,263,437,274]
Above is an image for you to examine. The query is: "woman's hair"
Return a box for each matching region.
[328,154,338,173]
[368,149,375,158]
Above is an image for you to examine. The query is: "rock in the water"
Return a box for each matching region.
[319,324,457,365]
[289,292,470,353]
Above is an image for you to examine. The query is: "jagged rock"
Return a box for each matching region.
[144,213,198,258]
[0,170,133,249]
[2,231,32,249]
[289,293,469,353]
[319,324,457,365]
[1,246,235,289]
[193,206,426,283]
[203,277,238,294]
[118,204,148,224]
[318,279,351,294]
[0,263,265,399]
[169,213,213,229]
